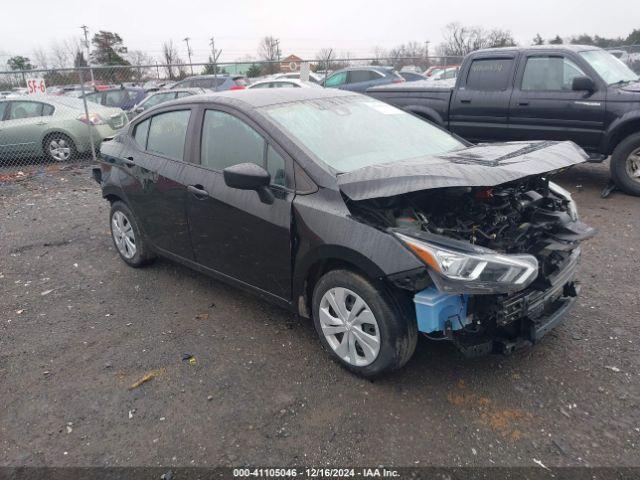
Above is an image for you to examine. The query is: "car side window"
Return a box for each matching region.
[85,92,102,104]
[146,110,191,161]
[42,104,55,116]
[0,101,7,120]
[521,56,587,91]
[465,58,514,91]
[7,101,44,120]
[267,145,286,187]
[175,91,192,98]
[144,92,175,108]
[348,70,377,83]
[325,72,347,87]
[200,110,264,171]
[133,118,151,148]
[105,90,128,107]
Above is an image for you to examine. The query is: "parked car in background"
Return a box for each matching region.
[273,72,322,84]
[424,65,460,77]
[368,45,640,196]
[399,71,427,82]
[95,89,594,377]
[0,91,13,99]
[170,75,248,91]
[323,66,404,93]
[127,88,206,117]
[83,87,147,111]
[248,79,321,89]
[0,96,126,162]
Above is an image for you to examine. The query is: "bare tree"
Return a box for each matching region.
[128,50,155,82]
[50,41,72,69]
[32,47,49,70]
[162,40,182,79]
[315,47,335,76]
[388,41,428,69]
[438,23,516,57]
[258,36,281,74]
[371,46,389,65]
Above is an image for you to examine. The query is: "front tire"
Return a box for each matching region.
[44,133,77,162]
[610,132,640,196]
[109,201,156,267]
[312,269,417,378]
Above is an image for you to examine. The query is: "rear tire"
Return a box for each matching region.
[610,132,640,196]
[109,201,156,268]
[44,133,77,163]
[312,269,417,378]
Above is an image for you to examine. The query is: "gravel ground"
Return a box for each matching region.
[0,161,638,468]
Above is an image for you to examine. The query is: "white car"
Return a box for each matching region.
[273,72,322,84]
[248,79,322,89]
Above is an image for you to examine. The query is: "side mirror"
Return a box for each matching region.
[572,76,595,92]
[223,163,273,204]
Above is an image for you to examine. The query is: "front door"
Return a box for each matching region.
[449,55,517,142]
[185,107,293,300]
[508,53,606,151]
[120,108,195,260]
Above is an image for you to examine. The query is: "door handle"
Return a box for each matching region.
[518,101,530,106]
[123,156,135,167]
[188,184,209,199]
[460,98,472,104]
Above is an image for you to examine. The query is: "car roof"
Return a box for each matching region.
[332,65,394,74]
[170,87,358,109]
[474,44,603,55]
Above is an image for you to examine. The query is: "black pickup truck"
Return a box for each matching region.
[368,45,640,195]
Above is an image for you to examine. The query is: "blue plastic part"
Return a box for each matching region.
[413,287,469,333]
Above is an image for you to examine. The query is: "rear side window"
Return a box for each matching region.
[146,110,191,160]
[348,70,379,83]
[133,118,150,148]
[42,104,55,116]
[267,145,286,187]
[466,58,513,91]
[521,56,587,91]
[175,91,193,98]
[200,110,264,170]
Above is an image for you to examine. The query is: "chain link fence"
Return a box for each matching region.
[0,55,462,179]
[2,48,638,180]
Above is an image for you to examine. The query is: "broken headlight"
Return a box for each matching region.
[396,233,539,294]
[549,181,578,221]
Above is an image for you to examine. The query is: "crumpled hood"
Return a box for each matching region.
[337,140,588,201]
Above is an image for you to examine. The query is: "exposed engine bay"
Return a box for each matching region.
[347,175,596,356]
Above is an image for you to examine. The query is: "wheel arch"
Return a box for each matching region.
[604,115,640,155]
[293,245,387,318]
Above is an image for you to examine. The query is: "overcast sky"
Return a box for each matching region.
[0,0,638,65]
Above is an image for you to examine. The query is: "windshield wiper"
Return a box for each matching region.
[609,79,636,86]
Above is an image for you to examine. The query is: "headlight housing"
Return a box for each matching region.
[549,181,578,221]
[396,233,539,294]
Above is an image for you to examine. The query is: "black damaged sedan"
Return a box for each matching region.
[95,89,595,377]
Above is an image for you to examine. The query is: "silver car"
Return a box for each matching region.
[0,96,126,162]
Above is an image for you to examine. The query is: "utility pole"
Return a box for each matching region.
[424,40,430,69]
[183,37,193,75]
[209,37,222,91]
[80,25,95,84]
[274,39,281,73]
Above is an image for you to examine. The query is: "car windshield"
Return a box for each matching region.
[579,50,639,85]
[261,96,464,172]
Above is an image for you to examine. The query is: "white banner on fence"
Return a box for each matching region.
[26,77,47,95]
[299,62,310,82]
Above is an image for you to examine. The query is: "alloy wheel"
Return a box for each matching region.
[319,287,380,367]
[626,148,640,184]
[111,211,136,259]
[49,138,71,162]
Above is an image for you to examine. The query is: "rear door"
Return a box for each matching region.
[0,101,54,157]
[449,55,516,142]
[508,52,606,150]
[120,107,196,259]
[184,106,294,300]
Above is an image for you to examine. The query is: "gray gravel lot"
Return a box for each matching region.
[0,161,638,468]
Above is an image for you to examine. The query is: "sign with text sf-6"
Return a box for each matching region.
[26,78,46,95]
